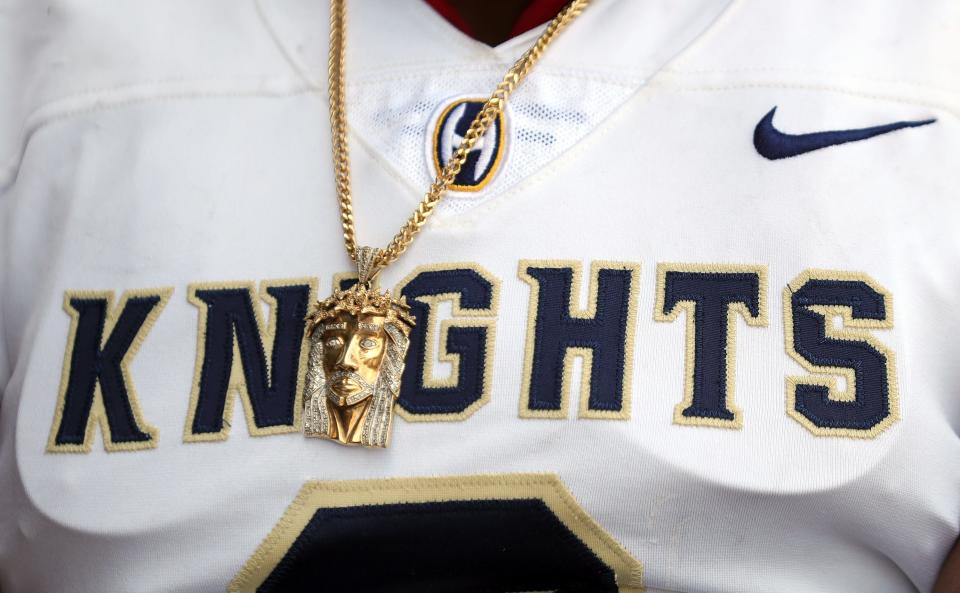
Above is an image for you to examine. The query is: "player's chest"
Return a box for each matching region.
[10,88,956,465]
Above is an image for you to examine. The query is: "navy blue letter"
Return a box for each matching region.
[656,266,766,428]
[787,272,897,436]
[188,282,311,438]
[520,262,639,418]
[397,267,497,419]
[50,290,170,452]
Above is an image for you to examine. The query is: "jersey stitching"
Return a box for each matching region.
[664,66,960,94]
[665,0,745,70]
[252,0,324,90]
[658,79,960,119]
[0,80,317,193]
[347,66,643,87]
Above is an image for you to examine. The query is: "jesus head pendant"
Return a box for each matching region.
[302,283,415,447]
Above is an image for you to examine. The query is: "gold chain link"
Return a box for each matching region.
[328,0,590,272]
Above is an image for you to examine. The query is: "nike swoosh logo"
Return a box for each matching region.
[753,106,936,160]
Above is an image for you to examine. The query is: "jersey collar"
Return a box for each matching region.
[254,0,734,216]
[255,0,734,89]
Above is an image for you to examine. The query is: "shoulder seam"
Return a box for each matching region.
[0,76,316,193]
[650,71,960,120]
[662,66,960,96]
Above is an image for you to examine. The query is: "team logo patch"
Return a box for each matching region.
[429,97,507,192]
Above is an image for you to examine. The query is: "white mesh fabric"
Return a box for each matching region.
[346,68,639,216]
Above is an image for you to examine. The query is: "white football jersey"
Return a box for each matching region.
[2,0,959,591]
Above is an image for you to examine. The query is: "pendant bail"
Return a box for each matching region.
[355,246,383,286]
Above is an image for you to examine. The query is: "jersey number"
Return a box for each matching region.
[229,474,643,593]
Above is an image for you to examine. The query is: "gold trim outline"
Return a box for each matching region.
[229,473,644,593]
[431,97,507,193]
[393,263,500,422]
[47,288,172,453]
[653,263,769,430]
[183,278,318,442]
[783,269,898,438]
[518,260,641,420]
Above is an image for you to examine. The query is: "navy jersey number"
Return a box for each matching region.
[230,474,643,593]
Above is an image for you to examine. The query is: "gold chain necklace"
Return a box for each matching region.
[303,0,591,448]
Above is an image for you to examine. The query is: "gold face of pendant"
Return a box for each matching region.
[321,311,388,407]
[303,284,414,447]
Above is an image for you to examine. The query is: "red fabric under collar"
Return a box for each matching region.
[424,0,569,42]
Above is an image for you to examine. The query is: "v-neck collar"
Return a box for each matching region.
[255,0,735,217]
[255,0,733,88]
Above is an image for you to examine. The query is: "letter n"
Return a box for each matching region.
[185,279,316,441]
[48,289,172,453]
[519,261,640,419]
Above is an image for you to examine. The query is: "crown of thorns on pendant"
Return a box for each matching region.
[306,284,416,336]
